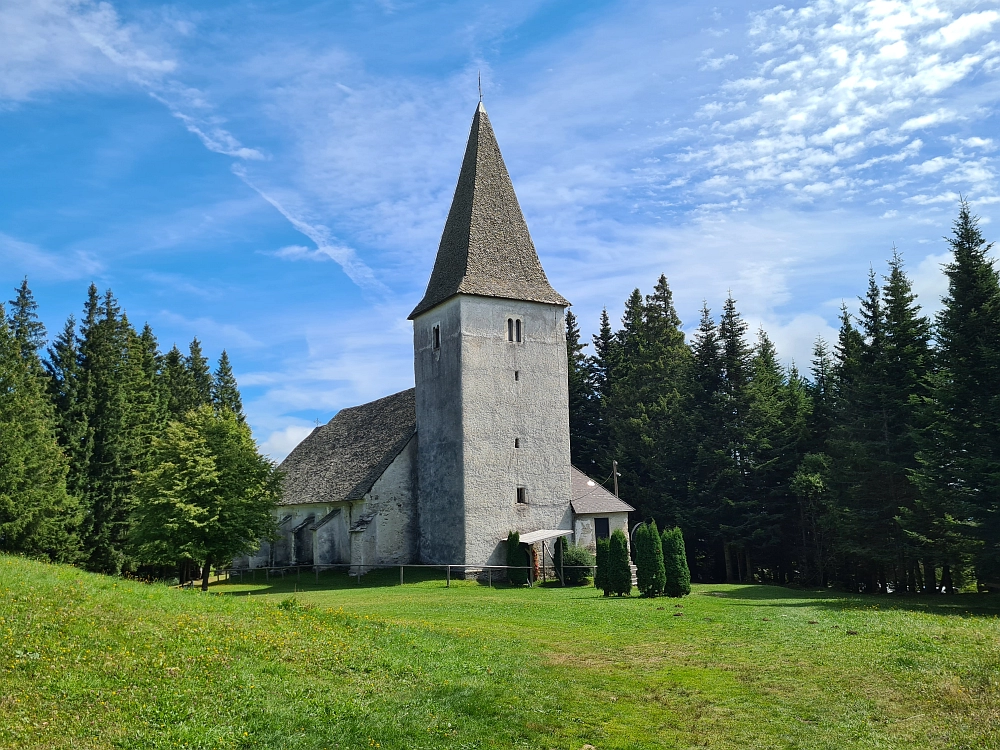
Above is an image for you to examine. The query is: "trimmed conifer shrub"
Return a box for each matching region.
[595,537,610,594]
[506,531,529,585]
[608,528,632,596]
[635,520,666,597]
[662,526,691,597]
[633,523,654,596]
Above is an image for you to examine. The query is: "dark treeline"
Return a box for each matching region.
[1,280,260,577]
[568,202,1000,593]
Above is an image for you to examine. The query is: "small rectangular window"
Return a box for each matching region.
[515,319,522,342]
[516,487,527,504]
[595,517,610,539]
[432,325,440,350]
[514,370,519,381]
[514,438,520,448]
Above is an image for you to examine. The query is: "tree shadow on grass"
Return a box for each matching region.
[700,584,1000,617]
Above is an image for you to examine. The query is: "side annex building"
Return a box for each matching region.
[241,103,632,573]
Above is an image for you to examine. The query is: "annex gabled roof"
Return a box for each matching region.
[278,389,416,506]
[570,466,634,515]
[408,102,569,319]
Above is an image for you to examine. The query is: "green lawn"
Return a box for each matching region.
[2,556,999,749]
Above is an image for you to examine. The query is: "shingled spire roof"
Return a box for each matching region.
[409,103,569,319]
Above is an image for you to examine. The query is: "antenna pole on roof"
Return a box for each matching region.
[612,459,619,498]
[478,70,482,103]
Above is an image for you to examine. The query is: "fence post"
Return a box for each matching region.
[488,568,492,588]
[400,565,403,586]
[446,565,451,588]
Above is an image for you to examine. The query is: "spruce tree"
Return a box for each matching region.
[163,345,197,419]
[607,528,632,596]
[8,278,47,365]
[715,295,754,582]
[44,316,90,499]
[566,311,597,470]
[688,303,727,580]
[913,202,1000,588]
[212,350,244,420]
[587,309,618,479]
[0,305,80,562]
[662,526,691,597]
[611,276,692,525]
[187,338,213,408]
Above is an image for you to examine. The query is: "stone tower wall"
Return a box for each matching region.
[414,294,572,566]
[413,296,466,563]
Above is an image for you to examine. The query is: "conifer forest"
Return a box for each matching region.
[3,201,999,595]
[0,279,279,584]
[567,203,1000,594]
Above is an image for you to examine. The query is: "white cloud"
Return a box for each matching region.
[676,0,1000,208]
[899,108,959,131]
[259,425,316,461]
[0,0,175,102]
[0,232,101,280]
[924,10,1000,47]
[701,53,739,71]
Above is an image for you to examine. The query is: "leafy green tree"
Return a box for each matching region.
[0,306,80,562]
[634,520,666,597]
[662,526,691,597]
[131,405,280,590]
[912,202,1000,590]
[211,350,244,420]
[594,536,610,593]
[607,528,632,596]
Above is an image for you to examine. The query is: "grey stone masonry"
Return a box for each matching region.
[414,294,572,565]
[409,102,569,319]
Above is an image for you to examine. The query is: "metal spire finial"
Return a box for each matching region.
[478,70,482,103]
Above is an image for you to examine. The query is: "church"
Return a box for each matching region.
[242,102,633,574]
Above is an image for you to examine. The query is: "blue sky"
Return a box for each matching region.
[2,0,999,459]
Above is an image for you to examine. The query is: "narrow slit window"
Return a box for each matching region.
[515,438,520,448]
[514,370,519,381]
[432,325,440,350]
[516,487,527,504]
[507,318,514,342]
[515,319,522,342]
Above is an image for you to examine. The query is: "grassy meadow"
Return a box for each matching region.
[1,555,999,749]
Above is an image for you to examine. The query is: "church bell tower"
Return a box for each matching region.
[410,103,573,565]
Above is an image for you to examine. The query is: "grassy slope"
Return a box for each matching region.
[1,557,999,749]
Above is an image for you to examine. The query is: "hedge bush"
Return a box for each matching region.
[554,537,594,585]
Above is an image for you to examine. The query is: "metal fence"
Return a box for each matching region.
[217,562,596,588]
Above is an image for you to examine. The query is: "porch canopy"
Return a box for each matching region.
[516,529,573,545]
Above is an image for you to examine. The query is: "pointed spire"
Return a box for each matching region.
[409,103,569,319]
